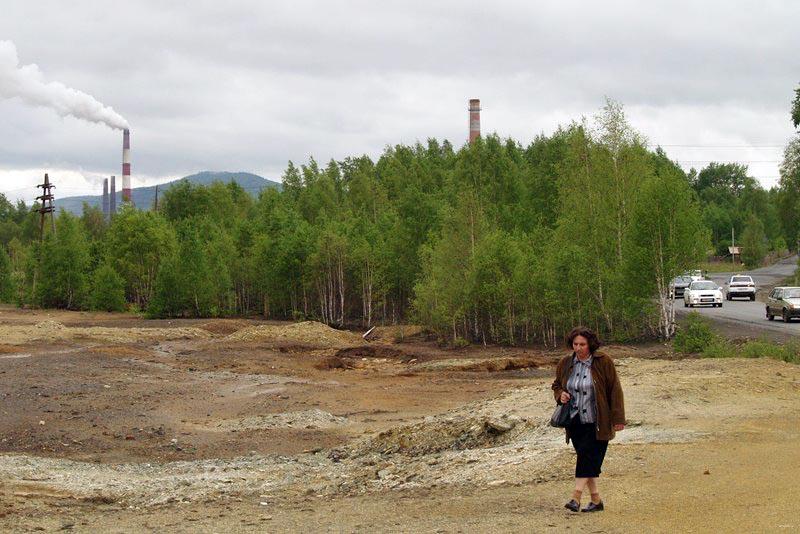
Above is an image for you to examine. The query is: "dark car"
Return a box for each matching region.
[765,286,800,322]
[669,276,692,298]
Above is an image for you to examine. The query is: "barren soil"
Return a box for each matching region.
[0,306,798,533]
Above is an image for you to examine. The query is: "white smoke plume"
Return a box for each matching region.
[0,40,128,130]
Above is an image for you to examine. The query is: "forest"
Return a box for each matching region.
[1,98,799,344]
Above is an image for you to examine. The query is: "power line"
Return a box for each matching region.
[675,160,779,164]
[649,144,784,148]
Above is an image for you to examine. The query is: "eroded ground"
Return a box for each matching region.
[0,306,798,533]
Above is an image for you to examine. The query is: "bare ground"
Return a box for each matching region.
[0,306,798,532]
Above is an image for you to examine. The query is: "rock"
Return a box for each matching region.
[487,480,507,487]
[703,468,710,475]
[484,417,516,433]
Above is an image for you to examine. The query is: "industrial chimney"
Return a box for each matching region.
[469,99,481,143]
[102,178,109,220]
[122,128,132,203]
[110,175,116,215]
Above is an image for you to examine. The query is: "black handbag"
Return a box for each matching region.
[550,402,571,428]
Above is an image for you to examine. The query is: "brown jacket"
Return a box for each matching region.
[551,351,625,442]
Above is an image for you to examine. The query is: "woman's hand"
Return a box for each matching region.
[613,424,625,431]
[559,391,571,404]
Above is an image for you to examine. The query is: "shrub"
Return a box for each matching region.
[673,312,716,354]
[0,247,14,303]
[89,263,127,312]
[783,341,800,364]
[739,339,800,364]
[701,338,737,359]
[452,336,470,348]
[739,340,786,360]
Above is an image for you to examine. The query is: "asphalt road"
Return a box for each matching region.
[675,255,800,339]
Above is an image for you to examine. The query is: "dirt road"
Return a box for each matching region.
[0,307,797,532]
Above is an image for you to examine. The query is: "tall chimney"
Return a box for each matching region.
[469,98,481,143]
[102,178,109,220]
[110,175,116,215]
[122,128,132,203]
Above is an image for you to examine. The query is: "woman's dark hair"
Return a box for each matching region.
[565,326,601,353]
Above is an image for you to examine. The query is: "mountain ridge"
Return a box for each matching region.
[56,171,281,214]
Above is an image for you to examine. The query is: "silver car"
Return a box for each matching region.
[765,286,800,322]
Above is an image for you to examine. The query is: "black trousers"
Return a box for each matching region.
[568,416,609,478]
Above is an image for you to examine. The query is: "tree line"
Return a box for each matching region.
[0,97,797,344]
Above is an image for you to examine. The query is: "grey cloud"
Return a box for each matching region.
[0,0,798,191]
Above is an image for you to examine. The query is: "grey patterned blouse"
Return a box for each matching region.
[567,354,596,423]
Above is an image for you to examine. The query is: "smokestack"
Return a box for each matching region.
[110,175,116,215]
[469,99,481,144]
[122,129,132,203]
[102,178,109,220]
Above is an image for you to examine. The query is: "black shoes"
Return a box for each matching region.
[581,501,604,512]
[565,499,604,512]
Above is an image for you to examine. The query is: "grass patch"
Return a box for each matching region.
[673,312,800,364]
[738,339,800,364]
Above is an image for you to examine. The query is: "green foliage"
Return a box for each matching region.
[148,220,232,318]
[625,151,709,337]
[105,207,176,308]
[740,213,768,268]
[778,137,800,250]
[81,202,106,241]
[792,84,800,129]
[0,246,14,302]
[674,313,800,363]
[740,339,786,360]
[700,338,737,359]
[89,263,127,312]
[702,338,800,364]
[0,97,794,345]
[36,212,91,309]
[673,312,716,354]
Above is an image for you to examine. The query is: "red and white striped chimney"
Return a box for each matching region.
[122,128,132,203]
[469,99,481,143]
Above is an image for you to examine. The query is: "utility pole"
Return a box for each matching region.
[36,173,56,241]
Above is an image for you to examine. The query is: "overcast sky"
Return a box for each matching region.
[0,1,798,203]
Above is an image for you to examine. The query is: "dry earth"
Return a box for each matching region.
[0,306,798,532]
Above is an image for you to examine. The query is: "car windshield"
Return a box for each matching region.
[731,276,752,283]
[691,281,717,290]
[784,289,800,299]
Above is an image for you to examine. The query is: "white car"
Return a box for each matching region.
[684,280,723,308]
[686,269,705,282]
[724,275,756,301]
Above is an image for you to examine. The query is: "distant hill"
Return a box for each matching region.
[56,171,281,215]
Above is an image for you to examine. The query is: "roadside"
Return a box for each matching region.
[677,254,800,342]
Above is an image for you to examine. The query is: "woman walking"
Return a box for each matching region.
[551,326,626,512]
